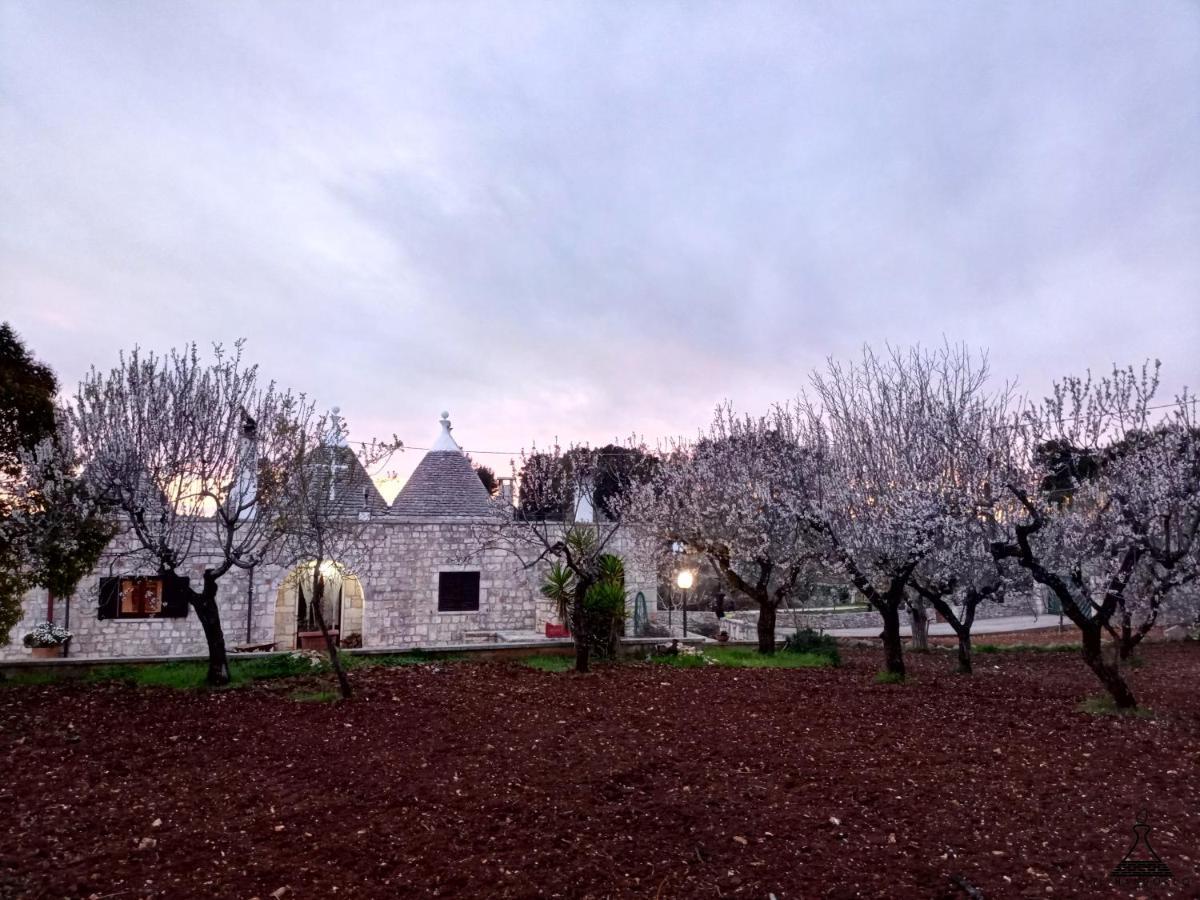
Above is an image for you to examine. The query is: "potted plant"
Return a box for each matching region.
[23,622,73,659]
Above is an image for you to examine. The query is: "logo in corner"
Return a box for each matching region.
[1111,811,1172,880]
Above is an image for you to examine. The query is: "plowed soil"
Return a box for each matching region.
[2,644,1198,899]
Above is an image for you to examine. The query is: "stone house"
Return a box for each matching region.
[1,413,657,661]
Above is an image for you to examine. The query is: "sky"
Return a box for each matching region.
[2,1,1198,498]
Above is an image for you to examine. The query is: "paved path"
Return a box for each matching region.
[820,614,1059,639]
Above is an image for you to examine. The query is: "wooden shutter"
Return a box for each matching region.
[161,574,191,618]
[98,577,119,619]
[438,572,480,612]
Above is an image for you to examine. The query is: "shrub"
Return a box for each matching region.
[583,579,626,660]
[781,628,840,665]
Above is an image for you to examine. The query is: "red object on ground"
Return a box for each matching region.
[296,630,338,650]
[2,645,1197,897]
[544,622,570,638]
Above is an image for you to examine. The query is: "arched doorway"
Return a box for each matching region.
[274,562,366,650]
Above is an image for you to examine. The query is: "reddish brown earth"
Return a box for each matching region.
[2,645,1198,899]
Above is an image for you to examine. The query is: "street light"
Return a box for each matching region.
[675,568,695,636]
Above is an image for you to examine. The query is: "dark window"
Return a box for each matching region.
[438,571,480,612]
[99,575,190,620]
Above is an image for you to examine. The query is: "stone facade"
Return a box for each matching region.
[1,516,658,661]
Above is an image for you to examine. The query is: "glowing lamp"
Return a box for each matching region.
[675,569,695,590]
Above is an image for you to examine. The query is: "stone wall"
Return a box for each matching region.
[0,525,278,662]
[1,516,659,661]
[708,592,1047,641]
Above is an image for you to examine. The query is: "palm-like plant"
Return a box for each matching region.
[541,562,576,629]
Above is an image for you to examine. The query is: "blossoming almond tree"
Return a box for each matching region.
[68,342,312,686]
[798,344,998,679]
[989,362,1198,708]
[904,377,1026,674]
[626,404,820,654]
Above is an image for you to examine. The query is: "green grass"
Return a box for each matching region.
[650,647,837,669]
[974,642,1079,654]
[1,649,458,691]
[0,670,61,687]
[873,670,906,685]
[1076,694,1154,718]
[80,654,324,689]
[519,655,575,672]
[343,650,457,670]
[289,689,339,703]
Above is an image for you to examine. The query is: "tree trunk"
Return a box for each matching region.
[192,572,230,687]
[311,576,352,700]
[909,602,929,651]
[757,601,777,655]
[879,603,906,678]
[924,593,973,675]
[956,631,972,675]
[574,637,591,673]
[571,586,591,673]
[1082,625,1137,709]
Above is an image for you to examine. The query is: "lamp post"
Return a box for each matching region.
[676,568,694,638]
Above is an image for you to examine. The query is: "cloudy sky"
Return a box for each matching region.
[2,1,1197,496]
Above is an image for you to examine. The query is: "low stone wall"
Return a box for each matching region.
[711,594,1045,641]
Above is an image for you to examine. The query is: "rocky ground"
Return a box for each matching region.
[2,643,1198,898]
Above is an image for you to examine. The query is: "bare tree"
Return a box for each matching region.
[67,342,311,685]
[799,344,996,679]
[627,405,819,654]
[990,362,1198,708]
[272,409,400,699]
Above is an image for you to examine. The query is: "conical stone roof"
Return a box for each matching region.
[391,412,493,518]
[305,444,390,517]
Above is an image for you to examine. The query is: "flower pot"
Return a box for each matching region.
[30,645,64,659]
[297,630,338,650]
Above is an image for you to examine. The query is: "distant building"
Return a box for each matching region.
[2,413,657,660]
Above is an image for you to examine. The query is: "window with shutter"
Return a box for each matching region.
[98,576,190,620]
[437,571,480,612]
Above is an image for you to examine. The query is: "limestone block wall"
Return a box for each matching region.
[360,518,539,648]
[0,526,282,661]
[1,514,662,660]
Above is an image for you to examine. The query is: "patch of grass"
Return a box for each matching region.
[289,689,339,703]
[0,649,463,692]
[342,650,454,670]
[0,670,61,687]
[85,662,210,689]
[1076,694,1153,718]
[873,670,906,685]
[649,647,837,669]
[519,655,575,672]
[709,647,834,668]
[974,642,1079,654]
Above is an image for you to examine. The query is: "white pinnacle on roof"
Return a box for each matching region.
[430,410,462,453]
[390,410,491,516]
[325,406,349,448]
